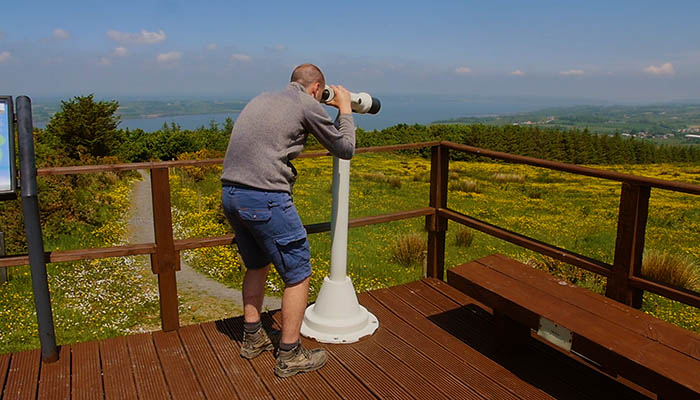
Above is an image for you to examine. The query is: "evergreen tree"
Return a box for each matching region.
[44,94,122,160]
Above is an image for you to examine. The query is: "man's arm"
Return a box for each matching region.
[303,100,355,160]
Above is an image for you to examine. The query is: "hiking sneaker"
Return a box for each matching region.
[240,328,277,359]
[274,344,328,378]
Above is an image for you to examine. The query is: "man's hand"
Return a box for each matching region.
[326,85,352,115]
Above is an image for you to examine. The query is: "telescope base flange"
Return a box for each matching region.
[301,276,379,344]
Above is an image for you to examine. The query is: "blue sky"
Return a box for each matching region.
[1,1,699,101]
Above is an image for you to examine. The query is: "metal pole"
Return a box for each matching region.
[329,157,350,281]
[16,96,58,362]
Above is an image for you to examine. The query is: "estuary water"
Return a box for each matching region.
[36,95,585,132]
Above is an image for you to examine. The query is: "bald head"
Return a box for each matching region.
[291,63,325,90]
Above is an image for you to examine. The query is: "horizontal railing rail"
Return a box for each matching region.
[1,140,698,335]
[437,140,700,310]
[0,208,434,268]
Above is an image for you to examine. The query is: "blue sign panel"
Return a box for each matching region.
[0,96,16,196]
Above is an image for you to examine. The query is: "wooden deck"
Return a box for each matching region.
[1,278,654,399]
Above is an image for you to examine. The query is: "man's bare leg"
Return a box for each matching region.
[280,276,310,344]
[243,265,270,323]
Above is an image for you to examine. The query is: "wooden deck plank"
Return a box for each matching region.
[71,341,104,400]
[152,329,205,400]
[309,348,374,400]
[0,353,12,398]
[100,336,138,400]
[484,253,700,360]
[326,342,414,400]
[359,293,536,400]
[37,345,71,400]
[201,321,272,400]
[177,324,239,400]
[360,291,532,400]
[4,349,40,400]
[126,333,170,400]
[365,326,478,400]
[368,287,555,400]
[218,317,304,400]
[353,337,450,400]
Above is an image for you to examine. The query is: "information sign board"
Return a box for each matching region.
[0,96,16,198]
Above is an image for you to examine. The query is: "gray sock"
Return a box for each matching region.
[279,340,299,352]
[243,320,261,334]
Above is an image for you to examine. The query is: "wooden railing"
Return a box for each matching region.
[1,141,698,332]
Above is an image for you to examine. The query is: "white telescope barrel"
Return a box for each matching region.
[321,86,381,114]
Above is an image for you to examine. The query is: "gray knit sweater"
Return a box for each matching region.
[221,82,355,193]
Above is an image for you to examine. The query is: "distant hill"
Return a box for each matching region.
[434,104,700,145]
[32,99,247,124]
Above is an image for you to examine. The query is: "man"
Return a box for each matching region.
[221,63,354,377]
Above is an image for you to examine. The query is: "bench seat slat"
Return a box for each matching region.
[482,254,700,361]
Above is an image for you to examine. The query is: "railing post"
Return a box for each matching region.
[605,183,650,308]
[426,144,449,280]
[150,167,180,331]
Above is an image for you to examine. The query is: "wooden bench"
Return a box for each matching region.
[447,254,700,400]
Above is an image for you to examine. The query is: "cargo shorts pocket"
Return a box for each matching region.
[237,208,272,222]
[273,231,310,283]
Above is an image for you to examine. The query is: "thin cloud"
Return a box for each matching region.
[455,66,472,75]
[157,51,182,63]
[231,53,251,62]
[53,28,70,40]
[265,44,287,52]
[98,56,111,66]
[560,69,585,76]
[113,46,128,57]
[0,51,11,63]
[107,29,166,44]
[207,43,217,50]
[0,32,6,40]
[644,62,674,76]
[511,69,525,76]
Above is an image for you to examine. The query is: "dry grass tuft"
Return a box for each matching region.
[449,179,480,193]
[359,172,402,188]
[642,251,700,291]
[492,173,525,183]
[391,233,426,268]
[454,228,475,247]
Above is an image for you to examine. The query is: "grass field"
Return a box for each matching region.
[0,176,161,354]
[170,153,700,332]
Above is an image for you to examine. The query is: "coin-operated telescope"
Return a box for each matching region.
[321,86,381,114]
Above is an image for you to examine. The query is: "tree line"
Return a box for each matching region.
[36,95,700,166]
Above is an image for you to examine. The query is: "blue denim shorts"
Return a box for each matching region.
[221,185,311,285]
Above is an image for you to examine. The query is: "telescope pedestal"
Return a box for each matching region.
[301,276,378,343]
[301,157,378,343]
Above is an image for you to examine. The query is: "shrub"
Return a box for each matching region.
[391,233,426,268]
[449,179,480,193]
[454,228,475,247]
[492,173,525,183]
[642,251,700,291]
